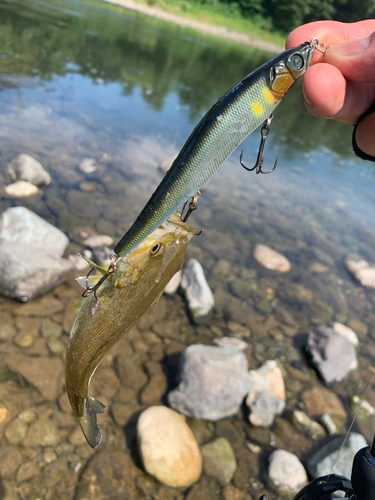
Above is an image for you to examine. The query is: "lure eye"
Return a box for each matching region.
[150,243,163,256]
[288,53,305,71]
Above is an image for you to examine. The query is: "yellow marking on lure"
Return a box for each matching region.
[251,101,263,116]
[262,87,276,104]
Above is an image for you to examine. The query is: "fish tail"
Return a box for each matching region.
[79,396,106,449]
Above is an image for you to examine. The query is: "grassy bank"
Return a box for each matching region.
[101,0,286,49]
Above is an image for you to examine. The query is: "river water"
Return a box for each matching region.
[1,0,375,499]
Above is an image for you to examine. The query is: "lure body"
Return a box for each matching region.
[66,214,196,448]
[114,42,315,257]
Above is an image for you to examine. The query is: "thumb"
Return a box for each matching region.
[326,31,375,83]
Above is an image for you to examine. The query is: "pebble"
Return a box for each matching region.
[180,259,215,317]
[345,258,375,288]
[68,253,90,271]
[268,449,308,492]
[79,158,97,173]
[18,410,37,423]
[306,432,367,479]
[137,406,202,487]
[319,413,337,435]
[0,405,11,427]
[246,360,285,427]
[16,460,40,482]
[115,354,148,392]
[163,269,182,295]
[332,322,359,346]
[201,437,237,485]
[5,418,28,445]
[306,326,357,383]
[5,180,39,197]
[0,445,23,478]
[83,234,113,248]
[213,337,248,351]
[14,331,34,348]
[252,244,291,272]
[291,410,325,439]
[7,153,51,186]
[26,418,61,447]
[168,344,250,420]
[301,386,346,424]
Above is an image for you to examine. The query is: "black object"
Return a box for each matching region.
[352,99,375,162]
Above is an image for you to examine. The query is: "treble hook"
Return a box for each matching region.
[82,253,118,298]
[181,191,201,222]
[240,114,278,175]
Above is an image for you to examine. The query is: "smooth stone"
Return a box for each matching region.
[0,406,11,427]
[163,269,182,295]
[5,180,39,197]
[319,413,338,435]
[0,206,69,256]
[301,386,346,423]
[306,326,357,383]
[180,259,214,317]
[91,245,112,266]
[26,418,62,447]
[8,153,51,186]
[6,354,63,401]
[83,234,113,248]
[213,337,248,351]
[291,411,325,439]
[5,418,28,445]
[168,344,250,420]
[201,437,237,485]
[140,373,168,406]
[68,254,90,271]
[137,406,202,487]
[115,354,148,392]
[345,259,375,288]
[268,449,308,492]
[0,446,23,478]
[246,360,286,427]
[252,244,291,272]
[0,244,73,301]
[79,158,97,173]
[306,433,367,479]
[332,322,359,346]
[16,460,40,482]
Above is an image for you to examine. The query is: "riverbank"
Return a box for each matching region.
[100,0,284,53]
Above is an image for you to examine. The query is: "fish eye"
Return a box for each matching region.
[288,53,305,71]
[150,243,163,256]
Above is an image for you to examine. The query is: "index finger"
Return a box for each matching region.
[286,20,375,63]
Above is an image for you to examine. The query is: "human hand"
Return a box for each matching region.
[286,20,375,159]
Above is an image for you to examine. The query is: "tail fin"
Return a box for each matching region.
[79,396,106,449]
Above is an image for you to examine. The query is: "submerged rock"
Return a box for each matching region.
[268,449,308,493]
[5,180,39,197]
[163,269,182,295]
[201,437,237,485]
[332,322,359,346]
[213,337,248,351]
[345,258,375,289]
[79,158,97,173]
[168,344,250,420]
[246,360,286,427]
[306,433,367,479]
[252,244,291,272]
[306,326,357,383]
[137,406,202,487]
[180,259,214,317]
[7,153,51,186]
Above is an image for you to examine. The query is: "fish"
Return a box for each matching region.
[113,40,318,259]
[65,213,196,448]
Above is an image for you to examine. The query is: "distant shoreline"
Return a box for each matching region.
[100,0,283,53]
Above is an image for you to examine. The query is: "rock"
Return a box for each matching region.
[222,485,243,500]
[213,337,248,351]
[201,437,237,485]
[91,245,113,267]
[246,360,286,427]
[180,259,214,317]
[0,445,23,478]
[291,411,325,439]
[168,344,250,420]
[345,258,375,288]
[137,406,202,487]
[301,386,346,424]
[5,417,28,445]
[252,244,291,272]
[306,433,367,479]
[319,414,337,435]
[5,180,39,197]
[6,354,63,401]
[268,449,308,492]
[332,322,359,346]
[0,206,69,257]
[16,460,40,482]
[115,354,148,391]
[83,234,113,248]
[350,395,375,422]
[8,153,51,186]
[79,158,97,174]
[306,326,357,383]
[68,254,90,271]
[163,270,182,295]
[26,418,62,447]
[140,373,168,406]
[0,405,11,428]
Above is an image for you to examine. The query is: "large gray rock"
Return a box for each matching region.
[168,344,250,420]
[8,153,51,186]
[306,433,367,479]
[306,326,358,383]
[0,206,69,257]
[180,259,214,317]
[0,207,72,301]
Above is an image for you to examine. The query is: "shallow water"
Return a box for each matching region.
[1,0,375,499]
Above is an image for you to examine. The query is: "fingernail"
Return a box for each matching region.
[329,36,370,57]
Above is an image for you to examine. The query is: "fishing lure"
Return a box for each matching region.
[84,38,325,297]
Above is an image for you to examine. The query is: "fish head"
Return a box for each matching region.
[269,41,316,100]
[114,213,196,286]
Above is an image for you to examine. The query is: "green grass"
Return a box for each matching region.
[111,0,286,48]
